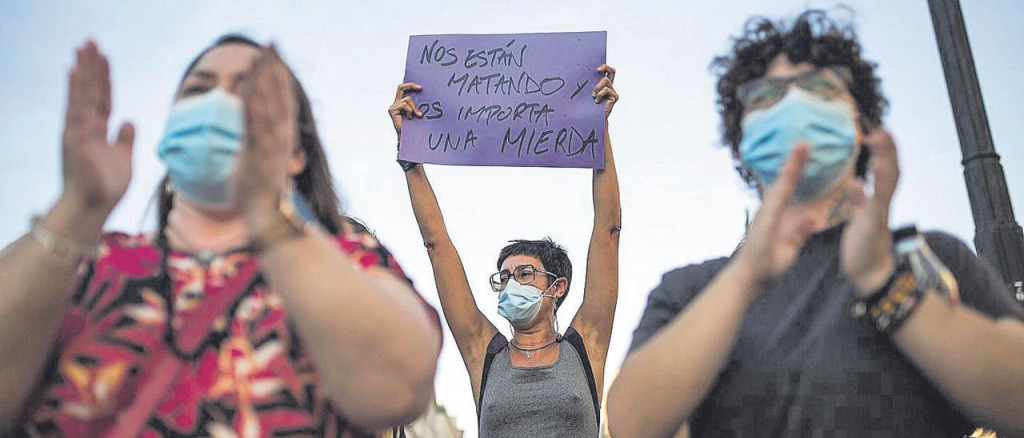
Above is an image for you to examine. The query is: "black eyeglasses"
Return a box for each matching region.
[489,265,558,292]
[737,66,853,112]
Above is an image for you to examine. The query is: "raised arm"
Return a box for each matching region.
[235,49,440,430]
[390,83,497,401]
[0,42,135,430]
[608,146,816,438]
[839,129,1024,434]
[569,65,621,396]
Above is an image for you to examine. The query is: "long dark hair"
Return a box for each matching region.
[156,34,344,235]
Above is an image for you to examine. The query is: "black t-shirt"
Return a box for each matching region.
[630,224,1024,437]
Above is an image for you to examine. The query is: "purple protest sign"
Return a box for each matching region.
[399,31,607,169]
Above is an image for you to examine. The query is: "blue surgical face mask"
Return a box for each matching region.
[157,88,245,209]
[738,88,858,202]
[498,279,555,327]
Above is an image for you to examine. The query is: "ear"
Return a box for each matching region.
[286,143,307,176]
[551,277,568,299]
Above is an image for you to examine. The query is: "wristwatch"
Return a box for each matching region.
[249,189,317,253]
[893,226,960,305]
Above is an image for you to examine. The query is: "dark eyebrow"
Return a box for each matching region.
[233,71,252,83]
[186,70,217,81]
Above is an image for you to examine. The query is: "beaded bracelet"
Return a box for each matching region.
[851,262,924,335]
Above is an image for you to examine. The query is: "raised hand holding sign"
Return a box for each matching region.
[399,31,607,169]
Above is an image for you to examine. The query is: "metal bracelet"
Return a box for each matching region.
[28,216,97,264]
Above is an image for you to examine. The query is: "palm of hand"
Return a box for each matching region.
[839,129,900,295]
[232,45,298,219]
[61,41,135,213]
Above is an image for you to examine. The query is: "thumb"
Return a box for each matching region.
[844,179,868,211]
[114,121,135,155]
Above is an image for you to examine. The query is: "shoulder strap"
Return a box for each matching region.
[476,331,508,422]
[563,327,601,425]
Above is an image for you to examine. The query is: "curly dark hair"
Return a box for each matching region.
[497,238,572,311]
[711,9,888,186]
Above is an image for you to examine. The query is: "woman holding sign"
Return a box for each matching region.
[390,65,619,437]
[1,36,441,436]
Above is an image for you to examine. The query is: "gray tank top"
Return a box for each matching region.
[478,328,600,437]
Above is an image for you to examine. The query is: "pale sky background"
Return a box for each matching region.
[1,1,1021,435]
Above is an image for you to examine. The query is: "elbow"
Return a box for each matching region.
[607,377,644,438]
[390,377,436,426]
[1,404,22,436]
[329,337,440,430]
[387,348,439,425]
[360,377,435,429]
[329,360,437,430]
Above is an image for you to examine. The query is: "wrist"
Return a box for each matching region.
[247,190,316,253]
[396,141,420,172]
[241,198,281,232]
[723,259,768,304]
[850,255,897,298]
[46,195,109,246]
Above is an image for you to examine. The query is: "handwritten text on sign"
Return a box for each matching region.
[399,31,607,169]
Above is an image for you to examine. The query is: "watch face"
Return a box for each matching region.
[290,190,318,223]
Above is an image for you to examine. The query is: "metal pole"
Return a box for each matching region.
[928,0,1024,303]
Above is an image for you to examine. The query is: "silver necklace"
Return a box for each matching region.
[509,337,559,358]
[165,224,232,267]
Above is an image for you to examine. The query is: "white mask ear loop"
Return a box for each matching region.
[545,279,562,339]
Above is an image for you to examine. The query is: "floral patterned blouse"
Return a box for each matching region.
[19,230,438,437]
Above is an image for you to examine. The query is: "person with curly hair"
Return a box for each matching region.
[608,10,1024,437]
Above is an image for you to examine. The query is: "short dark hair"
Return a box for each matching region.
[711,9,888,186]
[497,238,572,310]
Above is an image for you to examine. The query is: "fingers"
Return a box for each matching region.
[96,44,112,119]
[395,82,422,101]
[240,45,296,166]
[597,64,615,82]
[844,179,868,211]
[65,40,112,148]
[114,122,135,153]
[863,128,899,207]
[593,66,618,116]
[389,96,422,119]
[65,52,85,133]
[762,143,809,214]
[780,212,818,250]
[594,86,618,104]
[592,76,612,96]
[82,41,110,119]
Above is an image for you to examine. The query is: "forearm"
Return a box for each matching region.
[0,197,106,428]
[608,263,758,438]
[404,166,490,356]
[592,126,621,231]
[575,128,621,377]
[581,126,622,321]
[258,228,439,429]
[405,166,451,247]
[892,292,1024,433]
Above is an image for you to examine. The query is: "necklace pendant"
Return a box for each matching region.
[525,351,532,358]
[196,249,216,267]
